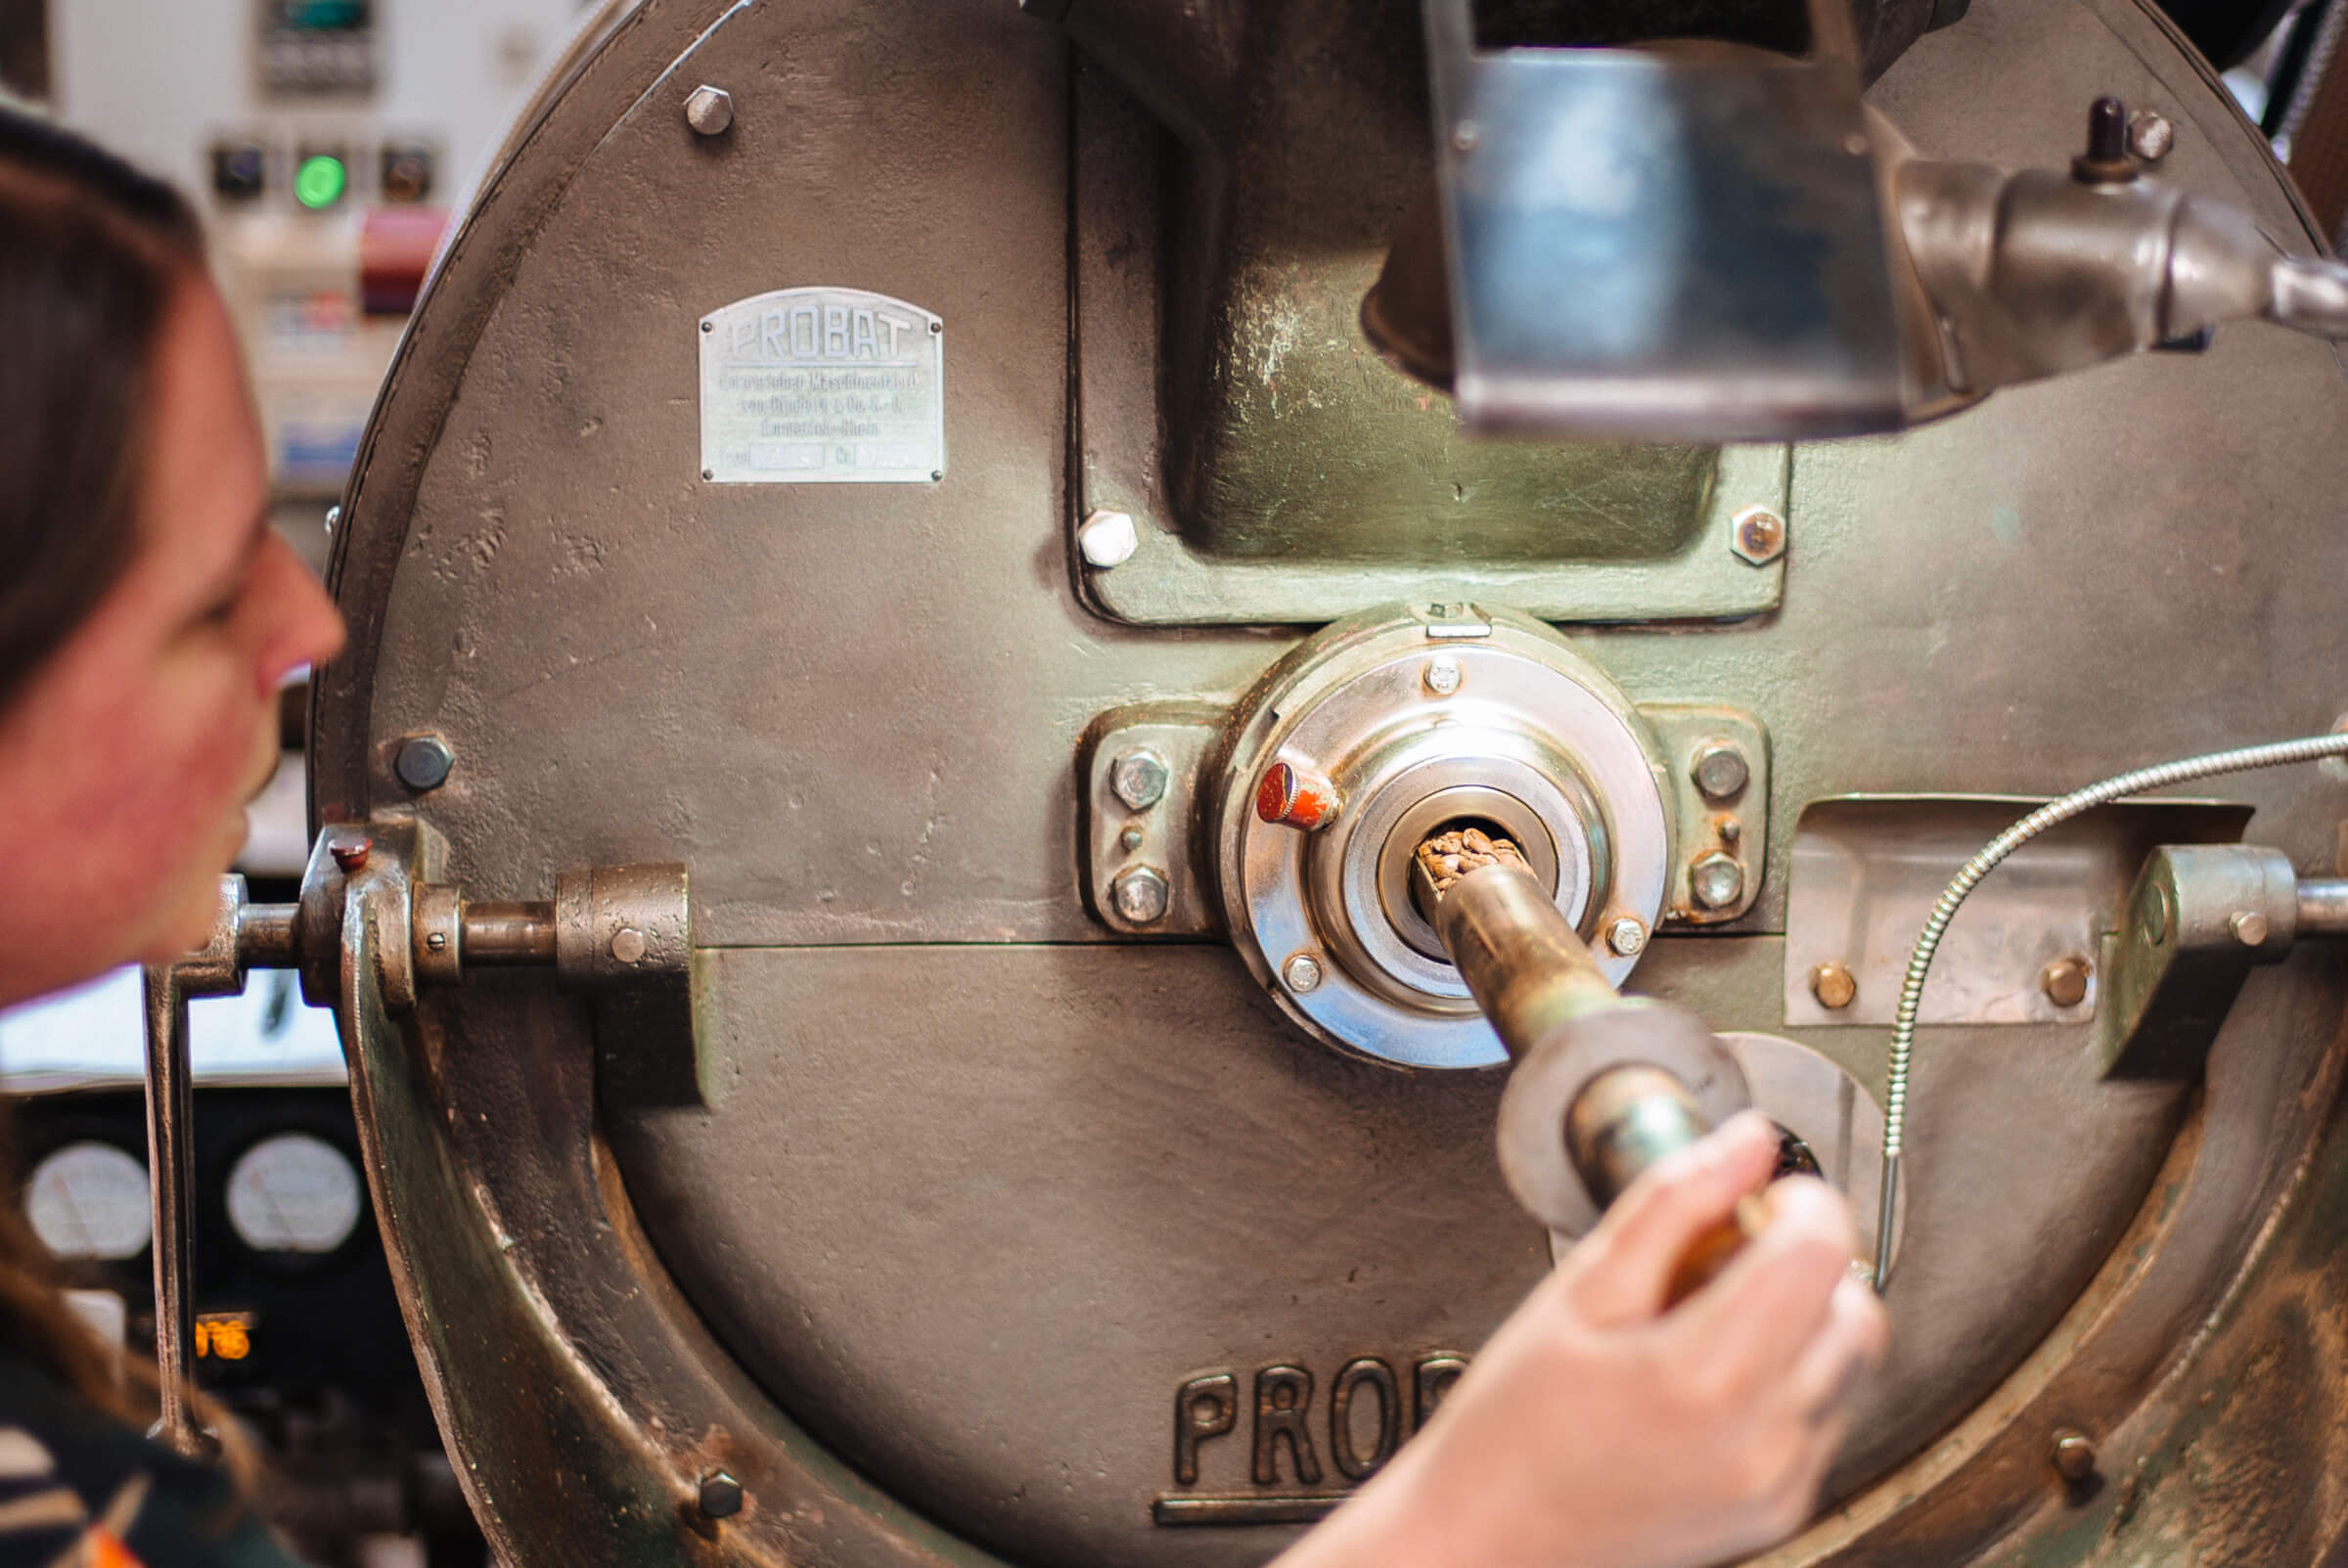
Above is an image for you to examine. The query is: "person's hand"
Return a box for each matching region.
[1277,1111,1887,1568]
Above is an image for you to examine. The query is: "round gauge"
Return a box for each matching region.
[226,1133,363,1256]
[25,1142,153,1262]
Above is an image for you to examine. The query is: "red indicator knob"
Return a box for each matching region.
[1255,762,1341,830]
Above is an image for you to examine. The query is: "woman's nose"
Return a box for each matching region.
[252,530,348,694]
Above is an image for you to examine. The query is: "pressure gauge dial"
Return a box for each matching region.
[226,1133,363,1256]
[25,1142,153,1262]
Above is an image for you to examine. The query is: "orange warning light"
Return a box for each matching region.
[194,1313,253,1361]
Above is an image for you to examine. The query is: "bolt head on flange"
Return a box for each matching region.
[1110,865,1170,924]
[1109,748,1169,811]
[684,84,734,136]
[1606,917,1647,957]
[1690,739,1749,800]
[1689,851,1745,911]
[1730,506,1786,565]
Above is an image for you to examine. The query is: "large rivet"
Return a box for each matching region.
[2230,910,2270,947]
[698,1470,745,1518]
[610,927,649,964]
[2051,1430,2097,1485]
[1810,962,1857,1010]
[1077,510,1138,568]
[394,733,455,792]
[2040,955,2091,1008]
[330,835,372,874]
[684,85,734,137]
[2128,110,2174,160]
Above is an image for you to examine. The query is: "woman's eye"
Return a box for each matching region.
[201,577,248,627]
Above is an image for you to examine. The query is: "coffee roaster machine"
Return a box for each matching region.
[130,0,2348,1563]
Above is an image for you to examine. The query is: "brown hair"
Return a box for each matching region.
[0,105,203,714]
[0,111,257,1483]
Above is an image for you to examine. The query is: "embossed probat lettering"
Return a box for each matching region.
[1155,1353,1470,1525]
[728,298,922,365]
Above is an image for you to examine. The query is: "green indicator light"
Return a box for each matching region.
[294,155,347,209]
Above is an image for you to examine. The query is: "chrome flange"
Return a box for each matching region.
[1215,604,1672,1067]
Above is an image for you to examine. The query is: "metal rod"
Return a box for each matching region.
[236,903,299,969]
[2299,878,2348,935]
[140,964,210,1458]
[1566,1064,1709,1207]
[1428,862,1621,1060]
[462,901,558,964]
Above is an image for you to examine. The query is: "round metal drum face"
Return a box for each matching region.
[315,2,2348,1566]
[1215,609,1672,1068]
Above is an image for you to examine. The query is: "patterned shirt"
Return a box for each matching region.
[0,1355,304,1568]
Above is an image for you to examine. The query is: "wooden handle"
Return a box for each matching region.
[1663,1190,1774,1308]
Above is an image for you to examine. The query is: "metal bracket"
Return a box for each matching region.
[1642,705,1771,926]
[1080,704,1225,938]
[2096,845,2306,1079]
[1417,0,1904,441]
[1077,695,1771,937]
[1784,796,2256,1027]
[138,833,694,1456]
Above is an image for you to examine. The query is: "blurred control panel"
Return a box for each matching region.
[51,0,589,502]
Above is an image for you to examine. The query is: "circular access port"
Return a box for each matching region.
[1220,607,1672,1067]
[1379,797,1561,961]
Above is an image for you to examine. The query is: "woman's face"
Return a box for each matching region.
[0,276,345,1008]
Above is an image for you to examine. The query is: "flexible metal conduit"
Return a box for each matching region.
[1874,731,2348,1291]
